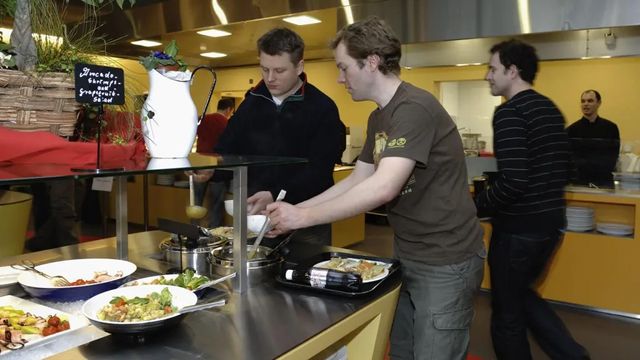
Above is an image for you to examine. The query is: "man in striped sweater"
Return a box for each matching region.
[475,39,589,360]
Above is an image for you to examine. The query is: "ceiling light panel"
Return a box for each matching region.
[282,15,321,26]
[197,29,232,38]
[131,40,162,47]
[201,52,227,58]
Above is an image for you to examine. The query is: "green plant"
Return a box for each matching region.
[139,40,187,72]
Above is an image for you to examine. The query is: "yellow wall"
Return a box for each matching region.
[135,56,640,142]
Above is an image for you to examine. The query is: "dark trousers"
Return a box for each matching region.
[489,230,589,360]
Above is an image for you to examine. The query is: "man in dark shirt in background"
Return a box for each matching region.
[566,90,620,187]
[193,98,235,228]
[476,39,589,360]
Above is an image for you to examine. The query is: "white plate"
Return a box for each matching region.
[0,266,21,286]
[313,258,391,283]
[566,225,594,232]
[596,223,633,236]
[0,295,89,355]
[82,285,197,326]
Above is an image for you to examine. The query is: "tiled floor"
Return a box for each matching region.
[349,220,640,360]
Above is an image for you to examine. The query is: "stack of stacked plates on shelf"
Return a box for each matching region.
[613,172,640,191]
[156,174,175,186]
[566,206,594,232]
[596,222,634,236]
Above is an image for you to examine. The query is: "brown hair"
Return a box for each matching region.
[330,17,401,75]
[257,28,305,64]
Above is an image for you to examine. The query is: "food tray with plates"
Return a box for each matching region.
[0,295,89,356]
[275,252,400,297]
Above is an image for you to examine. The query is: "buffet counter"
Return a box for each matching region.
[479,186,640,317]
[1,231,400,359]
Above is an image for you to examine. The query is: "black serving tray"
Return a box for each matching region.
[275,252,401,297]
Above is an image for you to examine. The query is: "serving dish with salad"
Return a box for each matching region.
[122,269,210,297]
[82,285,197,334]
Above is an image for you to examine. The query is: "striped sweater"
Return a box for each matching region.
[476,89,569,233]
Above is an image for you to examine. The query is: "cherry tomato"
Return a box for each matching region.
[48,315,60,327]
[42,326,56,336]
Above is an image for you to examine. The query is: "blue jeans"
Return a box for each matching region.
[390,249,485,360]
[489,230,589,360]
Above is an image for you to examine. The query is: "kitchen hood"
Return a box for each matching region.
[72,0,640,68]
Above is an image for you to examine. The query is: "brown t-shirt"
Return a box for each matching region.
[360,82,483,265]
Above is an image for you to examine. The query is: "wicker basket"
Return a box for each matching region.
[0,69,81,137]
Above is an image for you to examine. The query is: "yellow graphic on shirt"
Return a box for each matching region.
[373,132,388,165]
[387,137,406,148]
[373,131,414,197]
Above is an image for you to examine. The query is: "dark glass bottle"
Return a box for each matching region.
[284,267,362,291]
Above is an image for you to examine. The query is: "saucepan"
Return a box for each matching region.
[82,285,225,334]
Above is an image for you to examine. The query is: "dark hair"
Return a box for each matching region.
[257,28,304,64]
[217,98,235,111]
[582,89,601,102]
[489,39,539,84]
[330,17,401,75]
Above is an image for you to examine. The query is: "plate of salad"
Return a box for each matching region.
[121,269,210,297]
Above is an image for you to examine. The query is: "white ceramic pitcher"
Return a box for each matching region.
[141,66,217,158]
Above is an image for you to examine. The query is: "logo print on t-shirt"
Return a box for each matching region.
[373,131,388,165]
[388,137,406,149]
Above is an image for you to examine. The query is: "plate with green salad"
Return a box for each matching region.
[122,269,210,297]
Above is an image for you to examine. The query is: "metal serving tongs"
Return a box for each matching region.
[11,260,71,286]
[264,230,296,258]
[249,190,286,260]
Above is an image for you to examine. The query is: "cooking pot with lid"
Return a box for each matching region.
[209,244,283,286]
[160,234,228,277]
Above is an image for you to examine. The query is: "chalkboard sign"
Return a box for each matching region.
[74,63,125,105]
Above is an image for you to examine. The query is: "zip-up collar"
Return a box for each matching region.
[248,73,307,111]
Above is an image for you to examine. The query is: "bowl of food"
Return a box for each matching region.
[17,258,137,302]
[121,269,210,298]
[82,285,197,334]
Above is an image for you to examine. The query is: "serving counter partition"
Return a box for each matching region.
[0,153,306,293]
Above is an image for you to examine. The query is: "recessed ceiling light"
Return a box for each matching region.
[131,40,162,47]
[201,51,227,58]
[197,29,232,38]
[283,15,321,26]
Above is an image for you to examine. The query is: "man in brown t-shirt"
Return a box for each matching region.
[267,17,485,359]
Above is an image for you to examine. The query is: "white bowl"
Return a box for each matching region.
[82,285,197,334]
[17,258,137,302]
[247,215,270,233]
[224,199,233,216]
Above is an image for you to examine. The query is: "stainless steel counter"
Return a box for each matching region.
[1,231,400,359]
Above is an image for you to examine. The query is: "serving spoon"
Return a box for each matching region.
[192,272,236,292]
[185,174,208,220]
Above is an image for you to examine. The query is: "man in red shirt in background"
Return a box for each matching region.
[197,98,235,154]
[194,98,235,227]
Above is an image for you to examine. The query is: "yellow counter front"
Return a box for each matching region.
[480,187,640,316]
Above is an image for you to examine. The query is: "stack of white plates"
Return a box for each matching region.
[566,206,594,232]
[156,174,175,186]
[596,222,634,236]
[614,172,640,191]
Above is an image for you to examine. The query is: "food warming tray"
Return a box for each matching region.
[275,252,400,297]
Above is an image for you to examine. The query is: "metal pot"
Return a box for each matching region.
[209,244,283,286]
[160,234,227,277]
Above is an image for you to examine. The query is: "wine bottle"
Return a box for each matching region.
[284,267,362,291]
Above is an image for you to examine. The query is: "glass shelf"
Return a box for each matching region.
[0,153,306,185]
